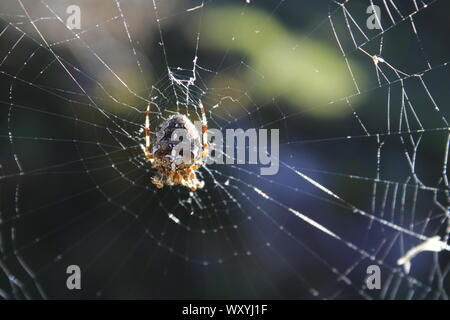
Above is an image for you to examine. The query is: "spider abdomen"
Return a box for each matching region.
[142,101,208,191]
[153,114,202,170]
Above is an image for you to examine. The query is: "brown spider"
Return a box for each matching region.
[140,101,208,191]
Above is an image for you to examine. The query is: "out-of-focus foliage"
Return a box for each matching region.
[192,7,368,118]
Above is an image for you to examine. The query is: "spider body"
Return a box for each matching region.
[141,101,208,191]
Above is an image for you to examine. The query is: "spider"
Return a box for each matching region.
[140,101,208,191]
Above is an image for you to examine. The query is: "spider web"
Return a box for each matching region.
[0,0,449,299]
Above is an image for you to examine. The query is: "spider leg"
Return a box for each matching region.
[199,100,209,161]
[140,103,154,161]
[187,168,204,191]
[151,168,164,188]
